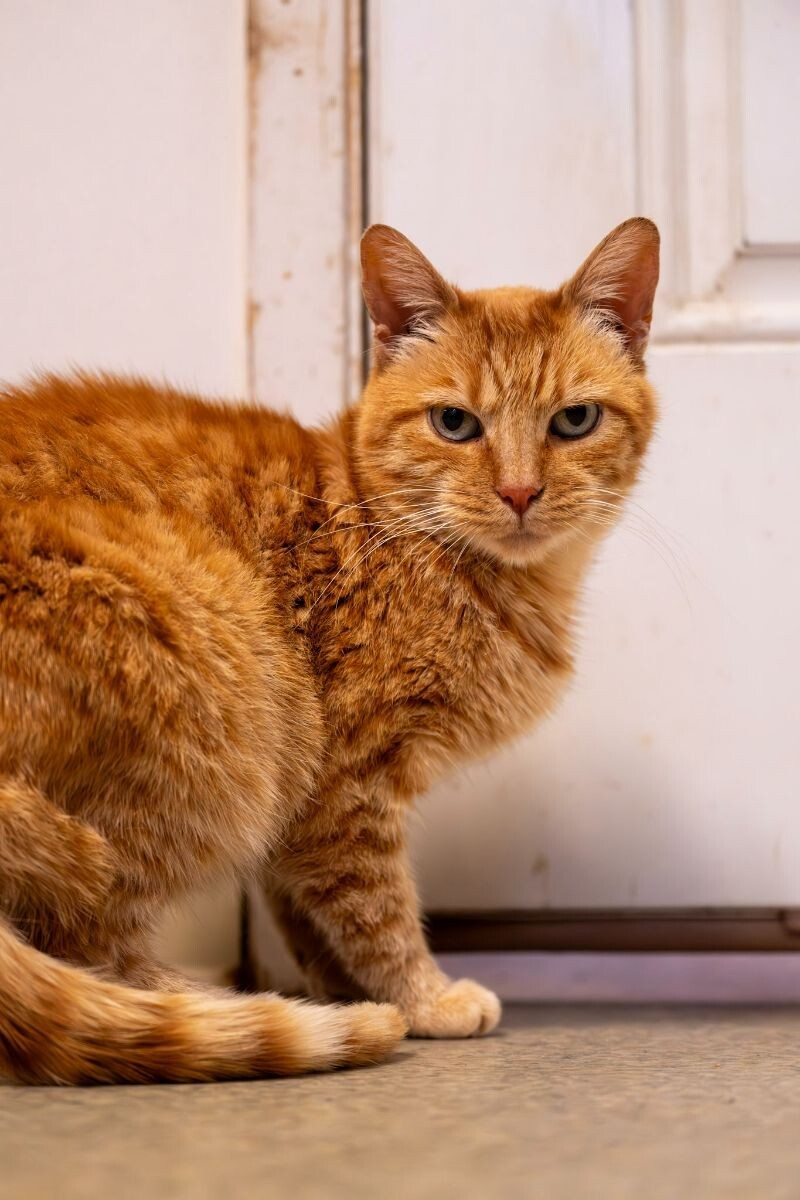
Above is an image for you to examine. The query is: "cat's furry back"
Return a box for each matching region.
[0,219,658,1083]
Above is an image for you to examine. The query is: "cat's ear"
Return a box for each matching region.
[361,225,457,365]
[563,218,660,362]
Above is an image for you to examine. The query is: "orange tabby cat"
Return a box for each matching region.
[0,219,658,1083]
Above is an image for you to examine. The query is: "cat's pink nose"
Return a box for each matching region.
[496,484,543,517]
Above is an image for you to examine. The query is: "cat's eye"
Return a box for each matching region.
[429,406,482,443]
[550,403,602,440]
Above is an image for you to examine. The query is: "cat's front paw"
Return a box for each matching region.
[406,979,501,1039]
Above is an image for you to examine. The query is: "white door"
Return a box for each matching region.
[364,0,800,913]
[5,2,799,983]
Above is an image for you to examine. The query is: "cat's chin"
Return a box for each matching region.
[470,528,558,569]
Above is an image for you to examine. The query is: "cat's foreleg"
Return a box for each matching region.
[264,883,369,1000]
[268,785,501,1038]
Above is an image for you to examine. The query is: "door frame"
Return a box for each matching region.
[244,0,795,959]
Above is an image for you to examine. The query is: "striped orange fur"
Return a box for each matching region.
[0,220,658,1082]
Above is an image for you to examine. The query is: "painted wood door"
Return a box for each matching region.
[364,0,800,911]
[4,2,799,985]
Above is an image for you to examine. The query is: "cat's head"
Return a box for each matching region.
[353,219,659,568]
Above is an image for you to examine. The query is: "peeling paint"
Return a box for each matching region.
[246,0,365,412]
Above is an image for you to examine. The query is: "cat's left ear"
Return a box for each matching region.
[563,218,660,363]
[361,225,457,366]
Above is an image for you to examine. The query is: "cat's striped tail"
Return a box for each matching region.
[0,915,406,1084]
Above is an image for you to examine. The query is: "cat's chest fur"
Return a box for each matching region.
[300,536,581,800]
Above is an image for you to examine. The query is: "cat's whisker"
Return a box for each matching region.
[301,499,428,559]
[580,495,672,548]
[310,509,452,612]
[274,481,441,506]
[329,522,450,609]
[558,492,677,575]
[582,496,691,584]
[362,522,469,601]
[415,530,458,576]
[273,481,441,523]
[417,532,465,578]
[348,512,453,578]
[296,518,379,549]
[295,490,448,548]
[338,509,456,587]
[589,486,691,560]
[579,507,692,607]
[447,529,476,584]
[549,512,602,550]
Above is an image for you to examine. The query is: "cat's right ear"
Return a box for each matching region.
[563,217,660,364]
[361,225,457,366]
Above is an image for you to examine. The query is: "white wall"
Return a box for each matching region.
[0,0,248,980]
[0,0,247,396]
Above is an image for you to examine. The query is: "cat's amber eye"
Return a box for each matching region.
[550,403,602,440]
[429,406,482,443]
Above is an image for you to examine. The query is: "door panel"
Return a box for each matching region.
[740,0,800,245]
[368,0,800,910]
[367,0,636,290]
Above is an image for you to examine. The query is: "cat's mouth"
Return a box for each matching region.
[443,507,578,568]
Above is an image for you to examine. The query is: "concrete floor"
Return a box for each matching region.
[3,1004,800,1200]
